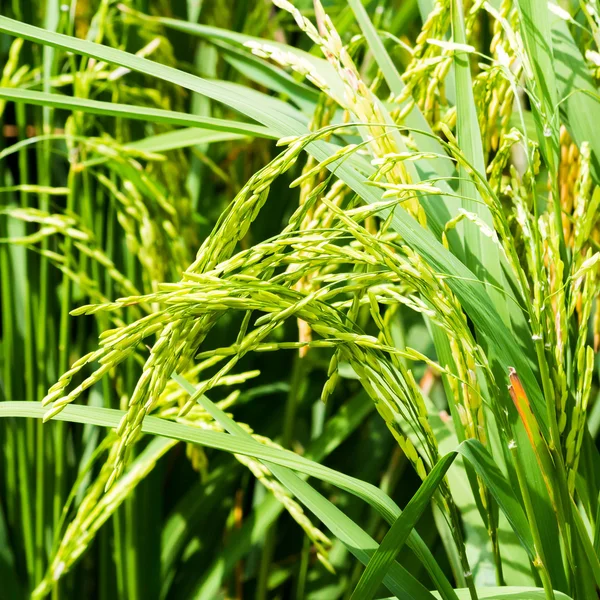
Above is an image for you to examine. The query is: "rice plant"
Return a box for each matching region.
[1,0,600,598]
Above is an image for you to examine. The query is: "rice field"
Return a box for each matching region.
[1,0,600,599]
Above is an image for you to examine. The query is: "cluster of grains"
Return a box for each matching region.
[541,214,569,436]
[565,267,595,492]
[473,0,520,154]
[32,436,177,599]
[38,379,334,593]
[1,207,92,244]
[561,143,599,489]
[393,0,453,126]
[1,206,140,302]
[100,189,458,487]
[480,128,544,310]
[95,153,189,288]
[291,96,342,356]
[40,141,305,485]
[539,134,600,491]
[557,126,580,244]
[252,0,428,223]
[571,144,600,257]
[0,38,26,111]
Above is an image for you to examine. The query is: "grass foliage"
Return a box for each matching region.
[1,0,600,598]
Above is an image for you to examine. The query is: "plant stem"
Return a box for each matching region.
[14,101,36,589]
[258,356,306,600]
[511,443,556,600]
[0,115,18,543]
[445,492,479,600]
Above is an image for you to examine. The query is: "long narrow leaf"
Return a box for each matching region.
[0,87,275,138]
[351,451,457,599]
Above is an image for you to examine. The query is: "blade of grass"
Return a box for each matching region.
[431,588,572,599]
[118,8,346,101]
[0,88,276,138]
[350,451,457,599]
[217,42,321,113]
[12,99,37,589]
[455,440,535,560]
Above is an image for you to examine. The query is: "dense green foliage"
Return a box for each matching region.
[2,0,600,599]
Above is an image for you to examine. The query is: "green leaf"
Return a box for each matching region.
[432,587,573,599]
[125,127,253,152]
[217,42,320,114]
[456,440,535,560]
[351,451,457,599]
[0,87,276,138]
[120,10,345,101]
